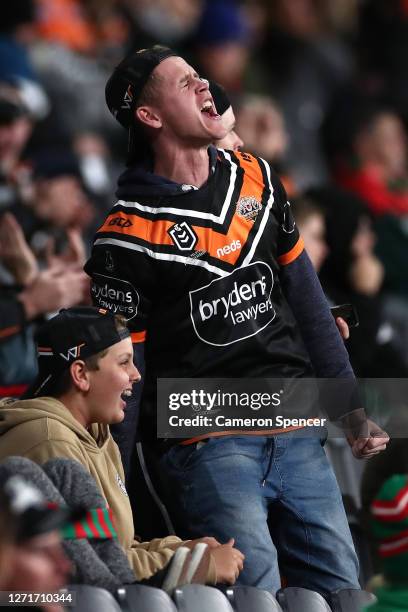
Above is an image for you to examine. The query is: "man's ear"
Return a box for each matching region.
[135,106,162,130]
[70,361,90,392]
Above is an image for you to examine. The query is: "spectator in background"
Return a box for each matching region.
[291,196,350,343]
[362,475,408,612]
[193,0,250,92]
[0,473,73,612]
[333,105,408,348]
[210,82,295,195]
[308,186,408,378]
[234,94,296,197]
[29,0,127,145]
[0,455,138,592]
[0,87,34,228]
[291,197,328,273]
[28,149,96,256]
[254,0,354,190]
[123,0,204,49]
[336,106,408,217]
[0,213,88,395]
[0,1,49,120]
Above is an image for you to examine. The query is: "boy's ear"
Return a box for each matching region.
[135,106,162,130]
[70,360,90,392]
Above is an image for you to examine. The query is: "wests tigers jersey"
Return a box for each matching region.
[85,149,313,437]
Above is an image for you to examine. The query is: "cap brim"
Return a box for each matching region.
[17,505,86,543]
[21,372,57,400]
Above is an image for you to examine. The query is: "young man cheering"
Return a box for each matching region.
[85,46,388,595]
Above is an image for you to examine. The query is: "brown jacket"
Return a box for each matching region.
[0,397,215,581]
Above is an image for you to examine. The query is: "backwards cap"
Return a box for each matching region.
[23,306,129,399]
[105,45,177,130]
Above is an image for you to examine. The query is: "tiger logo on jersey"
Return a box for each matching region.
[236,196,262,223]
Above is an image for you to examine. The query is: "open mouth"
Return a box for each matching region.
[121,389,132,402]
[201,101,219,119]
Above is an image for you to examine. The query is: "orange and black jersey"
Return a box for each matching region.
[86,148,351,437]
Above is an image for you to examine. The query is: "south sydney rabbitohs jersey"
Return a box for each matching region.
[86,149,313,437]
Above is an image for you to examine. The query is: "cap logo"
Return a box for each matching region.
[121,85,133,110]
[60,343,85,362]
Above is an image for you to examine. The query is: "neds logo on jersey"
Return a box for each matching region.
[91,273,139,320]
[189,261,275,346]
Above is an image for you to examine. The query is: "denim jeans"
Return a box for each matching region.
[160,433,360,595]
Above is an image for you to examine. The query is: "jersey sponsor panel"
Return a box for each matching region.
[91,273,140,320]
[189,261,275,346]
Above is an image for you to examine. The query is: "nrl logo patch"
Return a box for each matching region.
[168,221,198,251]
[236,196,262,222]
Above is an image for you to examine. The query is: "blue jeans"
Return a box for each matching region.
[160,433,360,595]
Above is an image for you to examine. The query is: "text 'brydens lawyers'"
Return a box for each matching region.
[198,275,272,325]
[168,415,327,428]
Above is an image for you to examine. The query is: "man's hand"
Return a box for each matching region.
[0,212,38,284]
[341,409,389,459]
[18,266,89,320]
[46,228,86,270]
[210,538,244,585]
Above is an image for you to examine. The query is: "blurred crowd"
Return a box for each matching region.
[1,0,408,392]
[1,0,408,603]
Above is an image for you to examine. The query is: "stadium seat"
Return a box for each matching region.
[225,585,283,611]
[117,584,177,612]
[64,585,122,612]
[329,588,377,612]
[277,587,332,611]
[173,584,234,612]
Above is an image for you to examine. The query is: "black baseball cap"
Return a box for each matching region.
[0,474,84,543]
[105,45,178,130]
[105,45,178,165]
[23,307,130,399]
